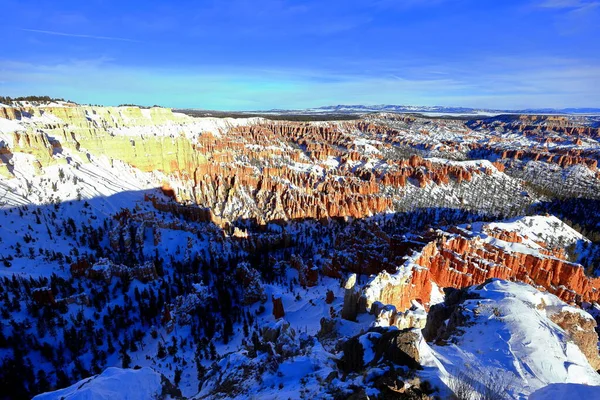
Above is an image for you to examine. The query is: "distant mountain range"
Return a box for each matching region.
[263,104,600,115]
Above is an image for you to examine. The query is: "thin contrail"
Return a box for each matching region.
[20,28,141,43]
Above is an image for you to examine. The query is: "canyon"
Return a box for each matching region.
[1,103,600,399]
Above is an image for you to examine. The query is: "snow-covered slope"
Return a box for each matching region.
[427,279,600,398]
[33,367,167,400]
[529,383,600,399]
[483,215,588,249]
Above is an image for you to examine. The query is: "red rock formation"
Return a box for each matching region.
[413,233,600,305]
[32,287,55,305]
[372,269,433,312]
[236,263,267,305]
[357,117,599,173]
[485,228,523,243]
[157,121,499,224]
[161,306,172,324]
[550,311,600,370]
[160,183,176,199]
[478,143,598,172]
[492,161,505,172]
[359,220,600,317]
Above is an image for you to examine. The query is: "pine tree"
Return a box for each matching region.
[174,368,182,385]
[120,345,132,368]
[157,341,167,359]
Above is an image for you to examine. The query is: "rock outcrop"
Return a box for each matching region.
[341,274,361,321]
[340,327,423,372]
[359,217,600,328]
[550,310,600,370]
[371,328,422,370]
[415,233,600,305]
[73,258,158,283]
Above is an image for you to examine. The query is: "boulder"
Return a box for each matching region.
[371,328,422,369]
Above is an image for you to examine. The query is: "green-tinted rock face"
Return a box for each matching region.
[0,105,206,177]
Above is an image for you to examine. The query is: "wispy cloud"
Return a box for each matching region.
[537,0,598,8]
[534,0,600,34]
[372,0,449,9]
[20,28,141,43]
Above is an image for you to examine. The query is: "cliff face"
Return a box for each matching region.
[361,216,599,315]
[0,105,188,127]
[415,234,600,304]
[2,106,531,222]
[1,105,595,226]
[3,107,598,211]
[362,268,432,313]
[0,105,205,177]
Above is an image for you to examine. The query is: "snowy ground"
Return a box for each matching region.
[33,367,165,400]
[427,280,600,399]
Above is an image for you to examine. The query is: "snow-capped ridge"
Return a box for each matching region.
[428,279,600,397]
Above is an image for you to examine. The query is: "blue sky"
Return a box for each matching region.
[2,0,599,110]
